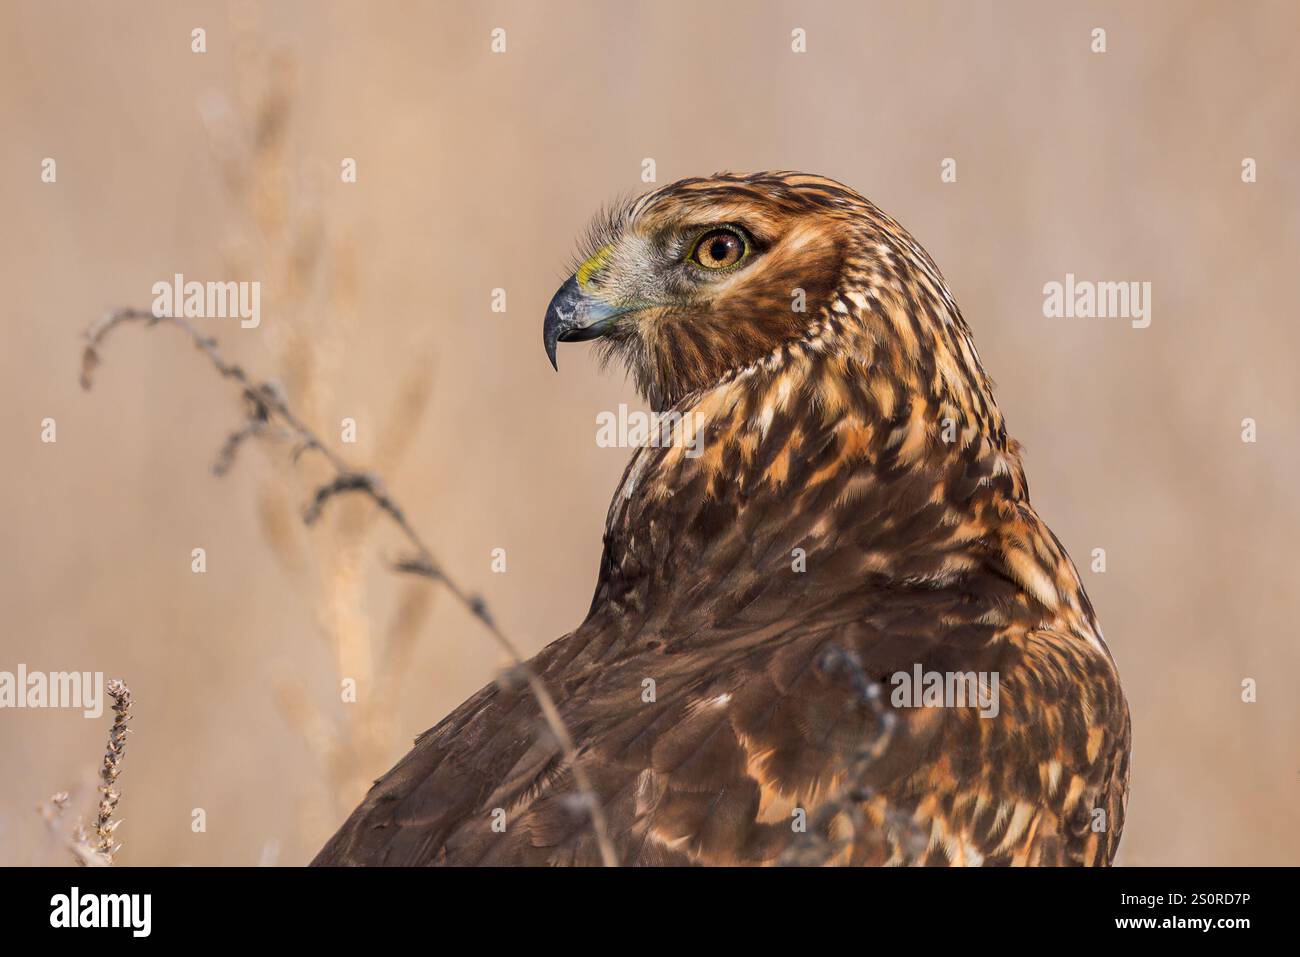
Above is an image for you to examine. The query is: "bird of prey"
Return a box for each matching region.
[314,171,1130,867]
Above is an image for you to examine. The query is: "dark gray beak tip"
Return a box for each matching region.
[543,275,619,371]
[544,307,562,369]
[542,275,583,372]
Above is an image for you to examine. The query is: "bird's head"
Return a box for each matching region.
[544,171,1000,432]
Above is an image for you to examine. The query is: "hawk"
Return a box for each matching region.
[314,172,1130,866]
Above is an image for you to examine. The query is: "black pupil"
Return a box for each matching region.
[709,236,733,261]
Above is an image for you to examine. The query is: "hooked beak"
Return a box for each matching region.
[543,276,621,370]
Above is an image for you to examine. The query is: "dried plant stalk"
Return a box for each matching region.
[83,678,133,865]
[37,679,133,867]
[37,791,107,866]
[196,39,446,852]
[81,310,618,867]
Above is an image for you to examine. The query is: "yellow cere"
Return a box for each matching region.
[577,244,614,289]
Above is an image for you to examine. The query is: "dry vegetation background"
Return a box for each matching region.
[1,0,1297,866]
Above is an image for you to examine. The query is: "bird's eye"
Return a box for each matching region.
[690,228,747,270]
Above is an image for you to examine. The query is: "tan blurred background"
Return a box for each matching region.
[2,0,1297,866]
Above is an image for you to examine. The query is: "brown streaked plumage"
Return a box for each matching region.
[314,171,1130,867]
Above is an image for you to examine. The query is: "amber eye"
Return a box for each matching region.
[691,228,747,269]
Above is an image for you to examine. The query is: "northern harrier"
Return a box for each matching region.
[314,172,1130,866]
